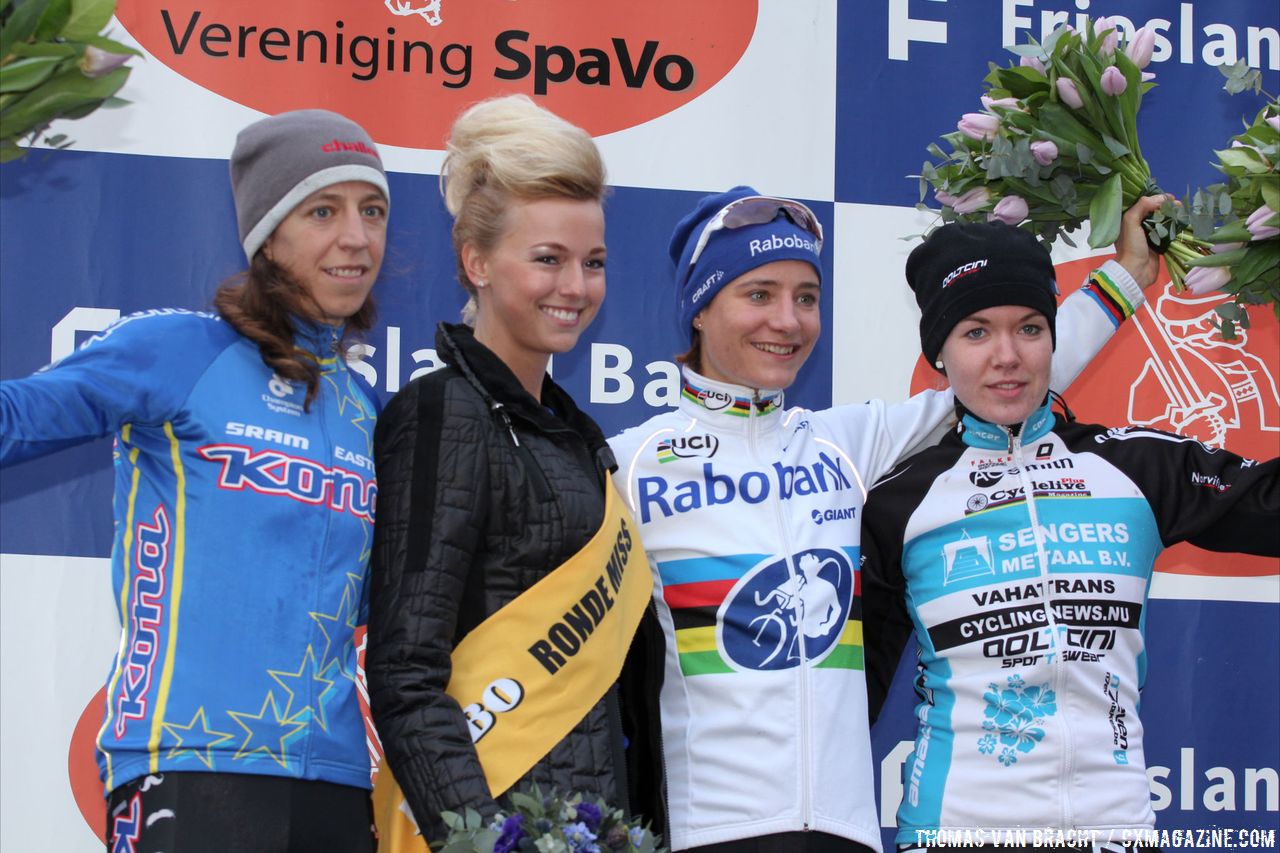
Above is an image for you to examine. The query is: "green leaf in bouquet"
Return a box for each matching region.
[1188,190,1220,238]
[442,809,468,831]
[1257,174,1280,212]
[0,63,129,140]
[1232,240,1280,285]
[1185,246,1248,268]
[1004,43,1046,59]
[0,55,65,93]
[989,66,1050,100]
[6,40,78,58]
[0,138,24,162]
[1206,221,1255,243]
[1216,147,1270,174]
[1037,102,1110,159]
[1101,134,1131,160]
[81,34,141,57]
[508,789,543,816]
[31,0,70,42]
[1219,59,1262,96]
[1049,173,1080,216]
[1087,172,1123,247]
[61,0,117,42]
[0,0,51,58]
[1075,142,1113,174]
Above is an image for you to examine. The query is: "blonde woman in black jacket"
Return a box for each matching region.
[366,95,663,849]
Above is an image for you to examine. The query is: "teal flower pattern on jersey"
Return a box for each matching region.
[979,676,1058,767]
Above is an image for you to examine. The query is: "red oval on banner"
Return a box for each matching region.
[70,687,107,842]
[115,0,758,148]
[910,256,1279,578]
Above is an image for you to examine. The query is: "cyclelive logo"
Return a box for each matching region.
[718,549,853,670]
[636,454,854,523]
[198,444,377,521]
[888,0,1280,71]
[114,506,170,739]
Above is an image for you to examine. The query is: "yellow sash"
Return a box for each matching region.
[373,480,651,851]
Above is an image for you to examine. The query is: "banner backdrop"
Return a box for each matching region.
[1,2,1276,850]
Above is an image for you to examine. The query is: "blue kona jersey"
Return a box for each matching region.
[1,309,379,793]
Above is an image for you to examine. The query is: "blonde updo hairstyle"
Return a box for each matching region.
[440,95,607,324]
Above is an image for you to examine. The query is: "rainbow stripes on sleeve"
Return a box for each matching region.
[1081,268,1138,328]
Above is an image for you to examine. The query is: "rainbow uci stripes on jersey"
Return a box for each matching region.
[681,376,781,417]
[660,551,864,676]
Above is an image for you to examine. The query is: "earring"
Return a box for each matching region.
[475,280,487,289]
[934,359,944,370]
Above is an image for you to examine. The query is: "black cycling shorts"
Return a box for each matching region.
[105,771,375,853]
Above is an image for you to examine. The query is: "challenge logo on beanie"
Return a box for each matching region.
[670,185,822,340]
[906,221,1059,367]
[231,109,390,261]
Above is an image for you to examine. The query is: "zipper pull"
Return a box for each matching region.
[494,403,520,447]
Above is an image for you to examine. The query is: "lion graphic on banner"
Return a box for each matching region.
[384,0,444,26]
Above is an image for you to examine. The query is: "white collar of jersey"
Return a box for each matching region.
[678,368,785,425]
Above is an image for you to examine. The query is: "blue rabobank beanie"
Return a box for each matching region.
[671,185,822,340]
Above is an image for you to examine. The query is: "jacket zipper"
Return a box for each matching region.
[1007,423,1073,829]
[307,333,341,778]
[753,389,813,830]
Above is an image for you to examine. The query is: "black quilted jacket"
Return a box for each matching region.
[367,323,664,845]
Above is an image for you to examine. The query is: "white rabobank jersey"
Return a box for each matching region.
[607,262,1143,851]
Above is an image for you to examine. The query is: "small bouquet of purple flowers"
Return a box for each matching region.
[437,786,665,853]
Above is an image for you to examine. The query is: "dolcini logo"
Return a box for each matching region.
[116,0,758,147]
[656,434,719,463]
[941,258,987,288]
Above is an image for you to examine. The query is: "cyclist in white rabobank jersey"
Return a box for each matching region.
[609,188,1168,853]
[0,110,389,852]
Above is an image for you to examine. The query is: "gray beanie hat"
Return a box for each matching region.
[230,109,390,261]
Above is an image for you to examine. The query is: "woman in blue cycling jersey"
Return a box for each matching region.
[0,109,389,852]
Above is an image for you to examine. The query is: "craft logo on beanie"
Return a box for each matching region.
[231,109,390,262]
[906,221,1058,367]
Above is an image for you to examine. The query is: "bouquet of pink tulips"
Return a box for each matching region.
[919,17,1181,250]
[918,20,1278,336]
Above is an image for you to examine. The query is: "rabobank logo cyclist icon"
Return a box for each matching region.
[718,549,853,670]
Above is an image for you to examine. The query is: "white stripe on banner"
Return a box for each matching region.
[1149,570,1280,604]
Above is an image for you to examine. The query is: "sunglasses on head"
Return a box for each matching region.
[688,195,824,267]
